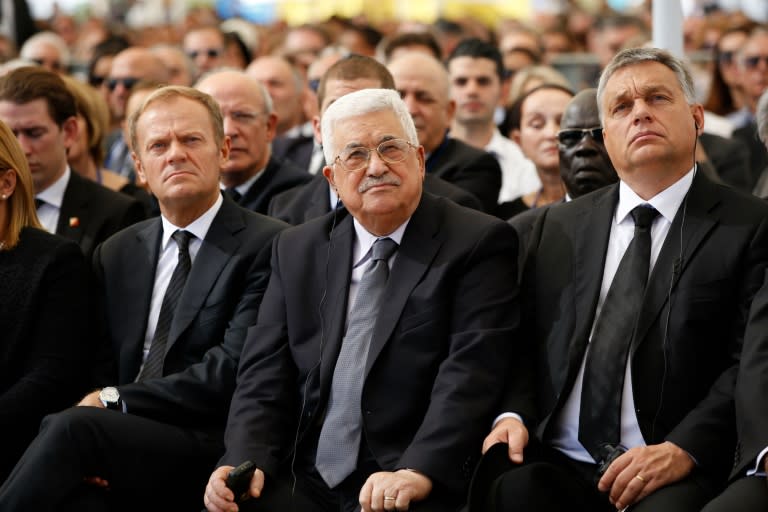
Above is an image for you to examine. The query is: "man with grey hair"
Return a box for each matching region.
[471,47,768,512]
[204,88,519,512]
[19,31,71,74]
[195,69,311,214]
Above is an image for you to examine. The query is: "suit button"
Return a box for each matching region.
[365,410,372,415]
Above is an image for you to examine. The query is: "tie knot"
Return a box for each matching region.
[371,237,398,262]
[34,198,45,209]
[172,230,193,254]
[225,188,242,203]
[630,205,659,231]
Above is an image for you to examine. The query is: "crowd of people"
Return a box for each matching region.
[1,3,768,512]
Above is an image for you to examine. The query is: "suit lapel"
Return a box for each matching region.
[568,187,617,367]
[364,196,442,378]
[121,220,162,382]
[633,173,719,348]
[318,213,354,400]
[57,172,87,243]
[306,175,334,220]
[164,200,243,355]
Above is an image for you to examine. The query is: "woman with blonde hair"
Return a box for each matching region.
[0,118,93,481]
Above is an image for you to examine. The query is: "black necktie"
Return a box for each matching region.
[579,205,659,461]
[35,198,44,209]
[138,230,194,381]
[225,188,242,203]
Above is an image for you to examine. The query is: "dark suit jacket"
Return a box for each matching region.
[222,193,519,495]
[0,228,93,480]
[733,122,768,190]
[268,172,482,225]
[732,271,768,477]
[235,156,312,215]
[271,133,315,171]
[504,172,768,482]
[699,132,752,193]
[57,171,146,260]
[91,196,287,429]
[427,137,502,214]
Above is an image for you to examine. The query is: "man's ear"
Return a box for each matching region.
[61,116,78,150]
[322,165,336,191]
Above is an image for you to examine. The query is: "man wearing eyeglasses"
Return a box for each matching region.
[104,47,169,182]
[509,88,618,274]
[196,69,311,214]
[203,88,519,512]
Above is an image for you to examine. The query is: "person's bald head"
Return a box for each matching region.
[558,88,617,198]
[196,69,276,187]
[388,52,454,153]
[246,56,305,135]
[108,47,169,120]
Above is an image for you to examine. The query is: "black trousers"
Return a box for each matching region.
[701,476,768,512]
[240,433,463,512]
[482,440,715,512]
[0,406,222,511]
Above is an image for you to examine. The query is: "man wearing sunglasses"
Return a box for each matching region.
[104,47,169,182]
[509,88,618,274]
[183,26,227,80]
[204,88,518,512]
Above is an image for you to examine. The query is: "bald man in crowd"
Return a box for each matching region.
[388,52,502,214]
[104,47,170,181]
[196,70,311,214]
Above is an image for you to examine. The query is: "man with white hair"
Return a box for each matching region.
[204,88,519,512]
[19,31,71,74]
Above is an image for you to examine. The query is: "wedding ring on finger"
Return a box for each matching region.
[635,474,645,483]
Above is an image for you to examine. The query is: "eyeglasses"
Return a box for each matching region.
[186,48,222,59]
[30,58,63,71]
[334,139,417,173]
[226,111,267,124]
[106,77,139,92]
[743,55,768,69]
[557,126,603,147]
[717,50,736,65]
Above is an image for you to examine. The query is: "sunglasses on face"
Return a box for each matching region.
[557,126,603,148]
[717,51,735,65]
[186,48,222,59]
[106,77,139,92]
[89,75,106,87]
[31,58,63,71]
[743,55,768,70]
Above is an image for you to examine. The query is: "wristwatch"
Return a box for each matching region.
[99,387,122,411]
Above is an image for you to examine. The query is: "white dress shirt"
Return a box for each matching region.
[548,167,696,462]
[137,194,223,377]
[485,129,540,203]
[35,167,71,234]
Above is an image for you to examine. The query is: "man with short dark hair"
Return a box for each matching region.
[447,38,539,206]
[0,66,145,260]
[0,85,287,511]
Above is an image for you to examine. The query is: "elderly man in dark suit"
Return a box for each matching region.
[472,48,768,512]
[388,51,503,214]
[204,88,518,512]
[0,66,145,260]
[195,69,311,215]
[0,86,287,511]
[268,55,482,225]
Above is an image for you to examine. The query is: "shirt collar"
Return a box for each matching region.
[36,167,71,208]
[160,193,223,249]
[220,166,265,195]
[616,166,695,225]
[352,217,409,268]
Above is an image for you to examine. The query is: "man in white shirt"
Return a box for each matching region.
[446,37,539,204]
[473,47,768,512]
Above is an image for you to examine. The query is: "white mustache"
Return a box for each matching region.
[357,174,401,193]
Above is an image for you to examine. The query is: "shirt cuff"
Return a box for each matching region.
[492,412,524,429]
[747,446,768,476]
